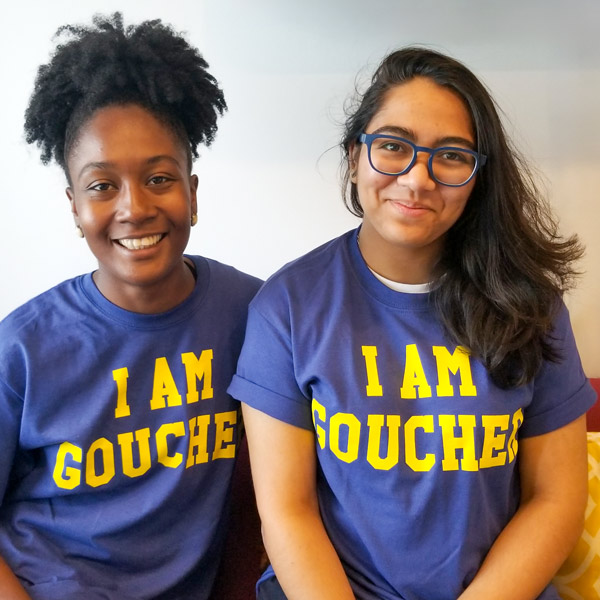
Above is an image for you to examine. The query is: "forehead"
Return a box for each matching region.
[369,77,474,141]
[67,104,189,170]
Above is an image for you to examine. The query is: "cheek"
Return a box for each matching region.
[448,176,475,205]
[357,179,397,214]
[354,148,373,180]
[356,161,391,196]
[77,205,102,226]
[442,188,473,223]
[175,201,194,226]
[76,203,113,235]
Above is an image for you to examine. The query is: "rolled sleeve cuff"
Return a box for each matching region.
[521,380,597,438]
[228,375,314,431]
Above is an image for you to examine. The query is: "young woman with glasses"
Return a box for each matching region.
[229,47,596,600]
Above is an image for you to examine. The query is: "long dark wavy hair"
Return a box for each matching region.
[24,12,226,178]
[341,47,583,389]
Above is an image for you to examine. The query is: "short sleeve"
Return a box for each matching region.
[520,303,596,438]
[228,302,314,430]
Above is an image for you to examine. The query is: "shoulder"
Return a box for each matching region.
[544,299,582,358]
[0,276,86,384]
[188,255,263,305]
[530,298,585,389]
[549,299,574,337]
[268,231,352,284]
[519,298,596,436]
[252,231,354,306]
[0,277,84,340]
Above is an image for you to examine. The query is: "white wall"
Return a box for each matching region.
[1,0,599,375]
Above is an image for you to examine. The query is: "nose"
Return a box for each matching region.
[116,183,157,222]
[397,152,436,191]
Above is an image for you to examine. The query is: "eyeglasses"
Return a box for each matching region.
[358,132,487,187]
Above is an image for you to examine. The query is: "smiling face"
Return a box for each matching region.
[352,77,476,284]
[66,103,198,313]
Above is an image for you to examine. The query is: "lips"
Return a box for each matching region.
[390,199,430,209]
[389,199,432,214]
[115,234,164,250]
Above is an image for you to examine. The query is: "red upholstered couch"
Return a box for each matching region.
[210,437,263,600]
[212,378,600,599]
[586,378,600,432]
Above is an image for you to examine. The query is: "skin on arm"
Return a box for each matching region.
[242,403,355,600]
[458,414,588,600]
[0,556,31,599]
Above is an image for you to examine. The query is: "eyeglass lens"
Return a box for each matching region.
[369,136,477,185]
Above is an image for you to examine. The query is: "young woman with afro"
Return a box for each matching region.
[0,13,261,599]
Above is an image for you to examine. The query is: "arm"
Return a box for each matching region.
[458,414,588,600]
[242,403,355,600]
[0,557,31,599]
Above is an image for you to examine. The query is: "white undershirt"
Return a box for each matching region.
[368,267,431,294]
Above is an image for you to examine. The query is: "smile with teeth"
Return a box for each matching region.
[117,234,164,250]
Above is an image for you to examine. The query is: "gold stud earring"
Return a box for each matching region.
[75,226,84,238]
[191,214,198,227]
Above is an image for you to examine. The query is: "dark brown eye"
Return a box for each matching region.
[148,175,173,185]
[88,182,113,192]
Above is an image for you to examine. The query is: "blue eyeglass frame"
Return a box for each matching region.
[358,132,487,187]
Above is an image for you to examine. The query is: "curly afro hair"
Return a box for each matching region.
[24,12,227,173]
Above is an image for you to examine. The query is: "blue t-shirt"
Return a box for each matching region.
[0,256,261,600]
[229,229,596,600]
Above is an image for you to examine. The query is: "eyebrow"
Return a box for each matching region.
[77,155,183,179]
[370,125,476,150]
[146,155,183,168]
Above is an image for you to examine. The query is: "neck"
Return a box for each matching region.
[357,224,440,284]
[93,260,196,314]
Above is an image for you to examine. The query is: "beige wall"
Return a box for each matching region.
[478,68,600,375]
